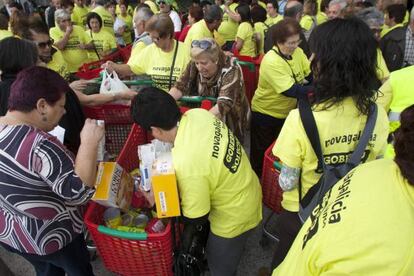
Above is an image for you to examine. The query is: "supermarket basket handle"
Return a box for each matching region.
[178,96,217,103]
[273,161,282,171]
[97,225,148,240]
[235,60,255,72]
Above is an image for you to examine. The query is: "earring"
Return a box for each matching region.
[41,113,47,122]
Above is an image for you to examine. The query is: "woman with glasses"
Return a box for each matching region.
[250,18,312,178]
[169,38,249,142]
[85,12,117,61]
[156,0,181,33]
[105,14,190,92]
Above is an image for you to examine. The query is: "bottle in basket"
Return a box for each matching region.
[96,120,105,161]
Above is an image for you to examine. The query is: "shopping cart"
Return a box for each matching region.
[76,49,125,80]
[260,142,284,243]
[82,79,152,157]
[178,96,217,113]
[84,124,178,276]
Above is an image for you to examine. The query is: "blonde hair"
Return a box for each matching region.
[190,38,220,63]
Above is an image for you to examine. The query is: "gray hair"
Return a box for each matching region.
[284,2,304,18]
[134,7,154,23]
[356,7,384,28]
[204,4,223,23]
[329,0,347,11]
[54,9,70,21]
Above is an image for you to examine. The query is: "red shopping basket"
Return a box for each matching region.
[235,55,263,106]
[177,96,216,113]
[261,142,283,214]
[83,104,133,157]
[118,44,133,61]
[76,49,125,80]
[84,202,174,276]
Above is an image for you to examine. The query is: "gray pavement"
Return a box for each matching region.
[0,206,278,276]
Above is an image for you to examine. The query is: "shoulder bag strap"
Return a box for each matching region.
[169,40,179,91]
[90,30,101,61]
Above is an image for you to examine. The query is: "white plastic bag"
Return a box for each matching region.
[100,69,129,95]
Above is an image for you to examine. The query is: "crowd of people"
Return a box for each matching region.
[0,0,413,275]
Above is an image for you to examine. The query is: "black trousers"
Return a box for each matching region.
[2,234,94,276]
[250,111,286,178]
[271,210,302,269]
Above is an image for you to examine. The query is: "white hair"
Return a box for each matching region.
[134,7,154,23]
[329,0,347,10]
[54,9,70,21]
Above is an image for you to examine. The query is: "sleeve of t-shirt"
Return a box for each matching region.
[261,53,295,93]
[177,175,211,219]
[236,23,250,41]
[377,79,392,112]
[33,137,95,205]
[49,27,61,42]
[273,110,304,168]
[129,46,148,74]
[299,50,311,78]
[127,42,147,65]
[376,49,390,82]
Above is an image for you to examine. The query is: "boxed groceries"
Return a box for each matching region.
[93,162,134,211]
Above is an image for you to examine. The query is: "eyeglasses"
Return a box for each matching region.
[191,40,213,50]
[157,1,166,5]
[284,39,302,47]
[35,39,54,49]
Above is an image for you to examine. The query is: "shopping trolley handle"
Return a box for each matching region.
[97,225,148,240]
[235,60,255,72]
[178,96,217,104]
[273,160,282,171]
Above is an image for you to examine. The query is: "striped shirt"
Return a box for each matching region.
[0,124,95,255]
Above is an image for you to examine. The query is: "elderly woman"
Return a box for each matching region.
[105,14,190,92]
[85,11,117,61]
[169,38,249,142]
[250,18,312,177]
[0,66,104,275]
[50,9,94,72]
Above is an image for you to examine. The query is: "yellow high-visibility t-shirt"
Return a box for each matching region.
[145,0,159,14]
[265,15,282,26]
[254,22,267,54]
[218,3,239,42]
[273,97,389,212]
[71,4,89,29]
[92,6,114,35]
[300,15,315,31]
[50,25,92,72]
[251,46,311,118]
[118,13,133,45]
[316,12,328,25]
[274,158,414,276]
[129,41,190,91]
[47,49,71,81]
[376,48,390,82]
[172,109,262,238]
[0,29,12,40]
[236,22,256,57]
[115,4,133,16]
[85,29,117,61]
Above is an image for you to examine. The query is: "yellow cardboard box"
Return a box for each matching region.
[152,173,181,218]
[93,162,133,211]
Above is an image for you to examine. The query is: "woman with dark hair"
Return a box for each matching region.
[274,104,414,274]
[0,66,104,276]
[271,17,389,269]
[85,11,117,61]
[178,5,204,42]
[250,18,312,177]
[0,37,38,116]
[251,4,267,54]
[234,4,257,57]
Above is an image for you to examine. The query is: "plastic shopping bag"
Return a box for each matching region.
[100,69,129,95]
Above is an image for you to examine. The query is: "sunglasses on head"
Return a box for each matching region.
[35,39,54,49]
[157,1,166,5]
[191,40,213,50]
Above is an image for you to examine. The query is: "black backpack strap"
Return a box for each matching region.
[347,103,378,167]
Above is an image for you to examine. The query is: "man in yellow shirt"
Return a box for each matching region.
[103,7,154,77]
[131,87,262,276]
[265,0,282,26]
[50,9,94,73]
[184,4,223,51]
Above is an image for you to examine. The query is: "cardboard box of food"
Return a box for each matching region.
[151,153,181,218]
[93,162,133,211]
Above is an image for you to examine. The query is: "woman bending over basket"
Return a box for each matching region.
[0,66,104,276]
[169,38,250,142]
